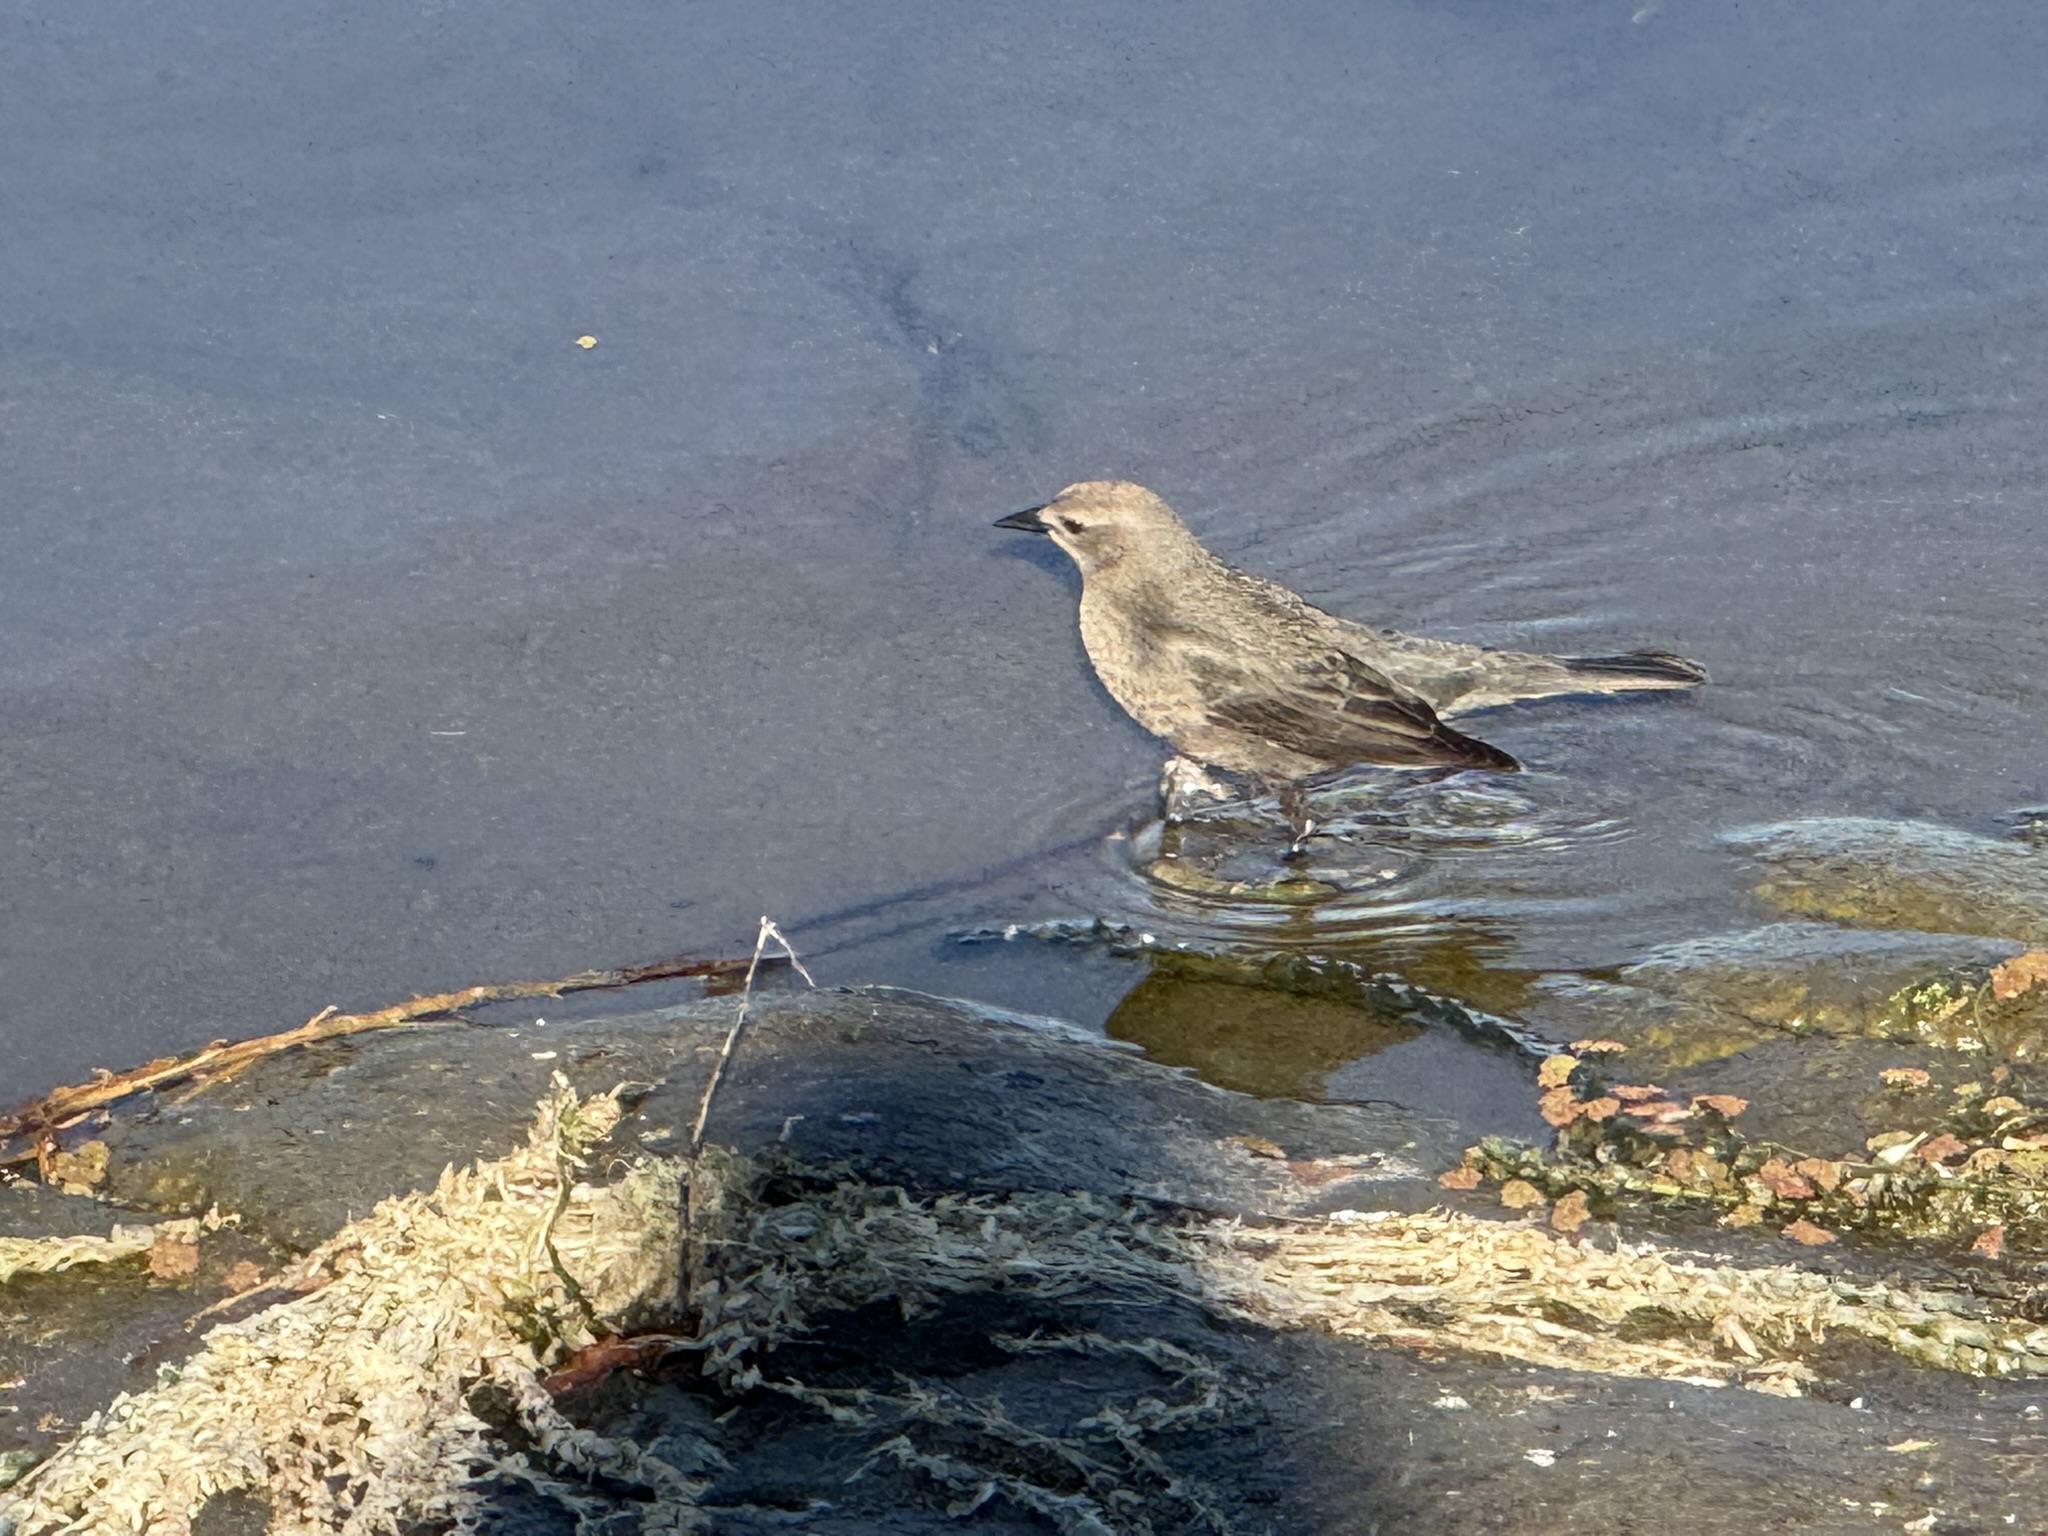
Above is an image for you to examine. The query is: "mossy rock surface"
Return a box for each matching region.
[1727,816,2048,943]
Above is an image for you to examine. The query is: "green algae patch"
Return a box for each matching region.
[1726,817,2048,944]
[954,918,1552,1063]
[1105,968,1422,1099]
[1874,951,2048,1056]
[1503,934,2048,1093]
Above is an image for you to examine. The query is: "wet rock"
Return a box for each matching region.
[0,987,1449,1534]
[1623,921,2021,1002]
[11,984,2048,1536]
[0,988,1450,1473]
[1497,923,2048,1158]
[1621,923,2032,1042]
[1515,923,2043,1064]
[0,1187,277,1489]
[0,1180,125,1247]
[65,987,1453,1252]
[1725,816,2048,943]
[956,918,1551,1057]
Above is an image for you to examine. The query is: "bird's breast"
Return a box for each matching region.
[1076,585,1208,738]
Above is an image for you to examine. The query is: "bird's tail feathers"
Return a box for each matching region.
[1558,650,1709,689]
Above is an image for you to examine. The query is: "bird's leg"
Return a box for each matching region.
[1159,755,1234,823]
[1274,782,1317,859]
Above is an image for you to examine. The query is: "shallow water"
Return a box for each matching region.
[0,0,2043,1107]
[825,298,2048,1065]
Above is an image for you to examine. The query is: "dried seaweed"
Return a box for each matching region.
[1207,1208,2048,1387]
[1,1076,700,1536]
[0,1225,159,1285]
[12,1077,2048,1536]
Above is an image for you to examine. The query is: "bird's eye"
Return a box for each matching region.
[1059,517,1086,533]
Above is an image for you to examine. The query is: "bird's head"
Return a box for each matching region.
[993,480,1199,577]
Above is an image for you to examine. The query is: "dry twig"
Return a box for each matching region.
[689,917,815,1151]
[1,950,747,1175]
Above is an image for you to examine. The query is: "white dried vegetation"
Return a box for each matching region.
[1,1076,701,1536]
[0,1226,159,1285]
[9,1082,2048,1535]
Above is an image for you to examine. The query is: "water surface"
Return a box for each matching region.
[0,0,2042,1101]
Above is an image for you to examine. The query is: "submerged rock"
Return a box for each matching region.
[1104,966,1425,1099]
[1512,923,2046,1063]
[1620,923,2027,1021]
[1726,816,2048,942]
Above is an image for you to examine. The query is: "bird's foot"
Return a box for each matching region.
[1274,783,1317,859]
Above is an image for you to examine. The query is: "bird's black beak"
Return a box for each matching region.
[993,504,1050,533]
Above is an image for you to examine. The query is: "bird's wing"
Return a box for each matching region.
[1190,640,1519,772]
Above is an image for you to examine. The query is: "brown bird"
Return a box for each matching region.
[996,480,1706,844]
